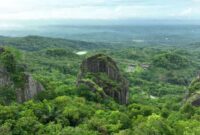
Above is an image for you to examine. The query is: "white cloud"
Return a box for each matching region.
[0,6,149,20]
[0,0,199,20]
[0,0,166,20]
[0,0,116,20]
[180,8,193,16]
[193,0,200,2]
[170,6,200,19]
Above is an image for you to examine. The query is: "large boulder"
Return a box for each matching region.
[77,54,129,104]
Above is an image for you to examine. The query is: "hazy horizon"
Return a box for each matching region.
[0,0,200,43]
[0,0,200,29]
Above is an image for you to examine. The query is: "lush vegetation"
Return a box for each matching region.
[0,36,200,135]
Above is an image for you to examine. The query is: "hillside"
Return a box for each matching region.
[0,36,200,134]
[0,36,113,51]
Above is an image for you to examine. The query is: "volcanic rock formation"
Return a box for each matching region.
[77,54,129,104]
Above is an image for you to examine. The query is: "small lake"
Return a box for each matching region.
[76,51,88,55]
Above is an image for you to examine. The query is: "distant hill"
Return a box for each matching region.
[0,36,112,51]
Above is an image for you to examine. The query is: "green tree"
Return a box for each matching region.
[0,50,16,73]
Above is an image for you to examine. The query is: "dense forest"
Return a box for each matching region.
[0,35,200,135]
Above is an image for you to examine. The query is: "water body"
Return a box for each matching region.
[76,51,88,55]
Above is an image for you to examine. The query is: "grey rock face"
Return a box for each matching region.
[0,68,44,103]
[0,47,44,103]
[16,74,44,103]
[0,68,12,86]
[77,54,129,104]
[192,96,200,106]
[185,78,200,107]
[185,93,200,107]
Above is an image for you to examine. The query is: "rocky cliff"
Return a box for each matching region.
[77,54,129,104]
[0,68,12,86]
[185,77,200,106]
[185,93,200,107]
[0,47,44,103]
[16,73,44,103]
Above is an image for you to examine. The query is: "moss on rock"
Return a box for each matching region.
[77,54,129,104]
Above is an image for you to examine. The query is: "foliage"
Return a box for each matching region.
[45,48,77,58]
[0,86,16,105]
[0,36,199,134]
[0,50,16,73]
[189,78,200,93]
[153,52,189,69]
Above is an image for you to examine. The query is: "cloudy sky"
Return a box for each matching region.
[0,0,200,21]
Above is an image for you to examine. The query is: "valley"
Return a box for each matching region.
[0,32,199,134]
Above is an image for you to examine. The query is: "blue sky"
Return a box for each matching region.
[0,0,200,21]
